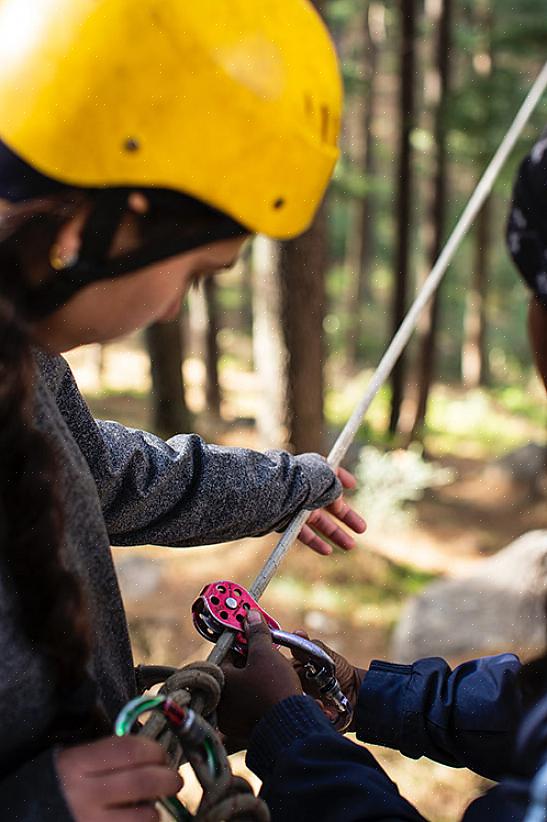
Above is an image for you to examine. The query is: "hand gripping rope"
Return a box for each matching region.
[116,664,270,821]
[192,581,353,731]
[120,61,547,822]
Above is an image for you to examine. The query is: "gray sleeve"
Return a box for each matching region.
[53,357,341,547]
[0,749,74,821]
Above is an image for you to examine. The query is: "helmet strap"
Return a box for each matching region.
[24,189,246,318]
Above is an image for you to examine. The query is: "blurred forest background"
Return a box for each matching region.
[67,1,547,820]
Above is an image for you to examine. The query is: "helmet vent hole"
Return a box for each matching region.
[124,137,140,153]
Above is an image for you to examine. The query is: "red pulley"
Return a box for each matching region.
[192,580,280,654]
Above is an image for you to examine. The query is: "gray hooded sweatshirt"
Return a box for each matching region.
[0,349,341,820]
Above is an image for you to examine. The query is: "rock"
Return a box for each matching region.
[114,555,163,601]
[486,443,547,499]
[391,530,547,663]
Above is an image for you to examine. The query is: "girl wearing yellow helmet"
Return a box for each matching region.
[0,1,365,819]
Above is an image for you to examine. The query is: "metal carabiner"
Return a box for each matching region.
[192,580,354,732]
[115,695,193,821]
[270,630,353,732]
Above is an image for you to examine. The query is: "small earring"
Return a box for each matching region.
[49,244,78,271]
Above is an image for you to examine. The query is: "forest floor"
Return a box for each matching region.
[67,341,547,822]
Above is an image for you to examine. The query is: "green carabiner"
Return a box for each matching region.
[115,695,192,822]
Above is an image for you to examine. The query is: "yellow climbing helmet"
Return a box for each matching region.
[0,0,342,240]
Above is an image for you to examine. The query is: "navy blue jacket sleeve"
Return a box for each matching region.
[356,655,524,781]
[247,696,426,822]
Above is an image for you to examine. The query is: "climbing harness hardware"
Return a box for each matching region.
[122,664,270,821]
[116,695,197,821]
[120,60,547,818]
[192,581,281,653]
[193,580,353,732]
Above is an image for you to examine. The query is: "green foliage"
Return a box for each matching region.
[423,386,546,455]
[324,373,544,459]
[353,445,454,531]
[269,554,436,624]
[321,0,546,399]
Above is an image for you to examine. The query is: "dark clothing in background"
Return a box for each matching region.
[248,654,546,821]
[507,130,547,308]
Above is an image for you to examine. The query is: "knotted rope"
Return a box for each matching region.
[138,662,269,821]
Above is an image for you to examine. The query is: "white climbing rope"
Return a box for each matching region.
[207,60,547,667]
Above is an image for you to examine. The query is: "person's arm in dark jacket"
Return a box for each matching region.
[247,696,427,822]
[356,654,523,781]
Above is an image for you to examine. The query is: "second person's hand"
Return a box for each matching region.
[291,632,367,732]
[218,610,303,745]
[298,466,366,556]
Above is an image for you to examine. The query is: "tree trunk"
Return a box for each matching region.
[145,318,192,439]
[252,205,327,454]
[462,195,491,387]
[405,0,452,440]
[279,204,327,454]
[252,236,287,448]
[345,2,384,369]
[359,3,384,290]
[389,0,418,435]
[461,0,493,389]
[203,277,221,418]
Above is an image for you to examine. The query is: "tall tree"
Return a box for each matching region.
[389,0,418,434]
[462,194,491,387]
[461,0,494,388]
[252,203,328,454]
[344,2,385,369]
[358,3,384,290]
[252,237,287,449]
[279,203,328,453]
[203,277,222,419]
[405,0,453,439]
[146,317,192,439]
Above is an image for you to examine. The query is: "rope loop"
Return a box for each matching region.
[196,776,270,822]
[137,661,270,821]
[163,662,225,717]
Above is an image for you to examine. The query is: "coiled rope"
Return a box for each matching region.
[139,662,270,820]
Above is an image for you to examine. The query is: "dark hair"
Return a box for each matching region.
[0,195,93,701]
[0,189,245,740]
